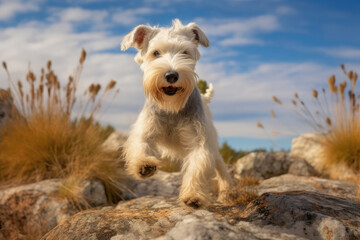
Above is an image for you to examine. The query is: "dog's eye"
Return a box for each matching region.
[183,51,188,55]
[153,50,160,57]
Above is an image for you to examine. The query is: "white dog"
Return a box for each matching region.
[121,19,232,208]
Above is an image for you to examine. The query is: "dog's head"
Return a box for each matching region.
[121,19,209,113]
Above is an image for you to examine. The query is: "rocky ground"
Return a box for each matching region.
[0,133,359,240]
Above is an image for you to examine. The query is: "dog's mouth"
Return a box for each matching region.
[162,86,179,96]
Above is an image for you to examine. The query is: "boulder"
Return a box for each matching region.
[123,171,181,199]
[102,130,128,153]
[240,191,360,240]
[82,180,107,206]
[41,192,360,240]
[0,179,107,239]
[254,174,359,201]
[235,152,294,180]
[290,133,324,171]
[288,158,318,177]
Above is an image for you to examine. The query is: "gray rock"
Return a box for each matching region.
[41,192,360,240]
[241,191,360,240]
[0,179,77,239]
[290,133,324,171]
[102,130,128,152]
[82,180,107,206]
[254,174,359,201]
[235,152,294,180]
[159,213,306,240]
[123,170,181,199]
[0,179,108,239]
[288,158,318,176]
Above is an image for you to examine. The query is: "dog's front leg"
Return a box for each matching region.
[123,113,160,179]
[179,144,215,208]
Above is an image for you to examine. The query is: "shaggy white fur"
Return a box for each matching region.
[121,19,232,208]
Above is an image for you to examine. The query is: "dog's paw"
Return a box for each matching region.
[182,197,206,209]
[139,164,157,178]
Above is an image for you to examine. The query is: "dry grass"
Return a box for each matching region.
[268,65,360,174]
[231,175,260,205]
[0,49,123,205]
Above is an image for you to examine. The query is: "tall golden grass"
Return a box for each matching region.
[270,65,360,173]
[0,49,124,205]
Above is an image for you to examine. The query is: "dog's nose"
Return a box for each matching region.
[165,71,179,84]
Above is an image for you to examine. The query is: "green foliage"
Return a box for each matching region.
[197,79,208,94]
[219,142,267,164]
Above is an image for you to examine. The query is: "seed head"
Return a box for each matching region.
[272,96,282,105]
[348,71,353,80]
[2,61,7,70]
[326,117,332,126]
[256,122,264,129]
[340,64,345,72]
[312,89,318,98]
[291,99,297,106]
[328,75,336,93]
[80,49,86,64]
[47,60,52,70]
[106,80,116,91]
[294,92,299,98]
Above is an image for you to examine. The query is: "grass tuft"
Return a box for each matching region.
[270,65,360,174]
[0,49,123,205]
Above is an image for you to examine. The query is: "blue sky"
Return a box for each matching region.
[0,0,359,151]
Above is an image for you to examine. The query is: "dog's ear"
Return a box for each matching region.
[186,23,210,48]
[121,25,157,51]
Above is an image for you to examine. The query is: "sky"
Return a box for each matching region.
[0,0,359,151]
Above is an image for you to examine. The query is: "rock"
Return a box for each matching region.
[240,191,360,240]
[116,195,180,210]
[288,158,318,176]
[0,179,108,239]
[291,133,324,171]
[102,130,128,152]
[82,180,107,206]
[235,152,294,180]
[0,179,77,239]
[122,171,181,199]
[254,174,360,201]
[41,192,360,240]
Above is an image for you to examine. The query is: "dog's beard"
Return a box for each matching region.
[143,58,197,113]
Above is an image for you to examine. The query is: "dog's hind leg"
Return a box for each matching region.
[214,152,233,203]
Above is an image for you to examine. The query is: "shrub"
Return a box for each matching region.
[0,49,123,204]
[197,79,208,94]
[270,65,360,172]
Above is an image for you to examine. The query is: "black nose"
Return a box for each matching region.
[165,71,179,84]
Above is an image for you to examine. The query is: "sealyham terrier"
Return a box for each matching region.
[121,19,232,208]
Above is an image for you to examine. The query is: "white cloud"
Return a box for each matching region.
[196,60,351,139]
[112,7,156,26]
[196,15,280,46]
[0,17,143,132]
[0,0,40,21]
[319,47,360,59]
[57,7,108,24]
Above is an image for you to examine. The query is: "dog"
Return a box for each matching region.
[121,19,232,208]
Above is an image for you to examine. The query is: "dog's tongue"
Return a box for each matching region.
[165,86,176,91]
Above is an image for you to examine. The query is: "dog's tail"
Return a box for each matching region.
[202,83,214,105]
